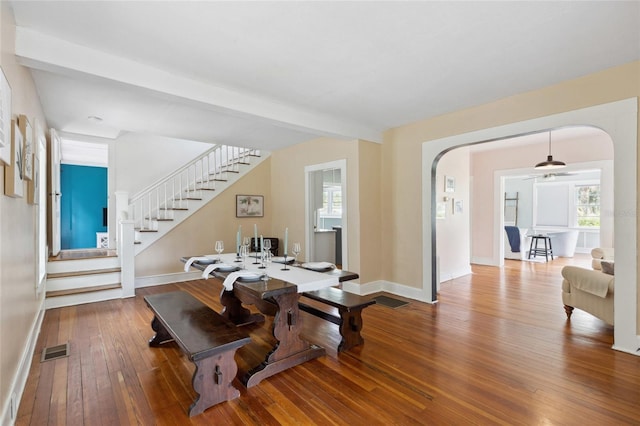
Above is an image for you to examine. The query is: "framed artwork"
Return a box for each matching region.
[19,115,33,181]
[436,202,446,219]
[445,175,455,193]
[236,194,264,217]
[453,199,463,215]
[28,156,39,204]
[0,67,11,165]
[5,119,24,198]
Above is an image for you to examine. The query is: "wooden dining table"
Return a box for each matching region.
[181,254,358,387]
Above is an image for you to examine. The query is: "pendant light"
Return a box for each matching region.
[535,131,566,170]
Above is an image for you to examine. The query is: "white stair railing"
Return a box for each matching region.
[129,144,260,235]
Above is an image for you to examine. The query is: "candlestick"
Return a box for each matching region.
[284,227,288,256]
[254,224,258,251]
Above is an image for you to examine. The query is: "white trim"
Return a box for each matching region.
[1,298,45,426]
[423,98,638,355]
[342,280,435,304]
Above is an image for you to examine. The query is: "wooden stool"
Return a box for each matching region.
[528,235,553,261]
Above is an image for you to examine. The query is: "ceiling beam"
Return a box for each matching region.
[15,26,382,143]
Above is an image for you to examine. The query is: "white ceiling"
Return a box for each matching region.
[8,1,640,151]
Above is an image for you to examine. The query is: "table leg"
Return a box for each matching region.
[220,288,265,326]
[242,291,325,388]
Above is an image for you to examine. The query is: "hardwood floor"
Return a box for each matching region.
[17,255,640,425]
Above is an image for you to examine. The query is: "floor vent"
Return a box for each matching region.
[41,343,70,362]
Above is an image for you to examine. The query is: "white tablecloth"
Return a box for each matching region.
[198,253,339,293]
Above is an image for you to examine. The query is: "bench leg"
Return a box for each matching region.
[148,316,174,347]
[337,309,365,352]
[189,350,242,417]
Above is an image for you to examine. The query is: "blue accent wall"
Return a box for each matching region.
[60,164,107,249]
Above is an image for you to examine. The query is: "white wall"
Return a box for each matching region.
[113,132,212,196]
[436,146,472,283]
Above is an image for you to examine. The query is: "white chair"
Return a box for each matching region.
[504,226,530,260]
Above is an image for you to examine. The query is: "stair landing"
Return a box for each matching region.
[49,248,117,261]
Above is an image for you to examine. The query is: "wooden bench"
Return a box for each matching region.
[144,291,251,417]
[298,287,375,352]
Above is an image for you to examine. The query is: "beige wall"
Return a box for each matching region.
[356,140,382,284]
[269,137,383,283]
[0,2,47,419]
[135,159,273,276]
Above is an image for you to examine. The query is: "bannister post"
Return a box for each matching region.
[119,219,136,298]
[114,191,130,248]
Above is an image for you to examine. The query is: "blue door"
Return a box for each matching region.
[60,164,107,249]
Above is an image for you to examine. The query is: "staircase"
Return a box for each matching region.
[45,250,122,309]
[127,144,267,255]
[46,143,266,308]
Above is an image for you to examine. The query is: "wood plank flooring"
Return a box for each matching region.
[17,255,640,425]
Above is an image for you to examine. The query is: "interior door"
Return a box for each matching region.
[49,128,61,256]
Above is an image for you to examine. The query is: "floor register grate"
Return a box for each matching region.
[41,342,70,362]
[373,295,409,309]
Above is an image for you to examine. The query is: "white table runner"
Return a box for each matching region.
[199,253,339,293]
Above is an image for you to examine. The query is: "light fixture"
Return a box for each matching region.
[534,131,566,170]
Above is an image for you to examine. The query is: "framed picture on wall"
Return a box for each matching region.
[236,194,264,217]
[445,175,455,193]
[0,67,11,165]
[19,115,33,181]
[5,119,24,198]
[453,199,463,215]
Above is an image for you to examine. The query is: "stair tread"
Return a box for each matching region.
[47,267,122,279]
[46,283,122,298]
[49,249,117,262]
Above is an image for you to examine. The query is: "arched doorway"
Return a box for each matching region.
[423,98,637,355]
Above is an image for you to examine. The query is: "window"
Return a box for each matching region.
[575,184,600,228]
[319,186,342,216]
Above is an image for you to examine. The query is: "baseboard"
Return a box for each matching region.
[135,271,202,288]
[342,280,433,303]
[1,296,46,426]
[438,266,473,283]
[471,256,498,266]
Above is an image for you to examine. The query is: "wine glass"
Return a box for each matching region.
[214,240,224,261]
[239,243,250,269]
[263,239,272,256]
[262,250,272,281]
[292,242,301,265]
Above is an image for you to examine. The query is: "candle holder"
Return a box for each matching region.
[253,246,260,264]
[234,247,242,262]
[258,250,266,269]
[281,254,290,271]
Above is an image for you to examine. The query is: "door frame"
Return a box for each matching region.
[49,128,61,256]
[304,159,348,269]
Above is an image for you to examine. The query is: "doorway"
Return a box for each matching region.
[423,98,637,355]
[59,138,109,250]
[60,164,108,249]
[305,159,348,269]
